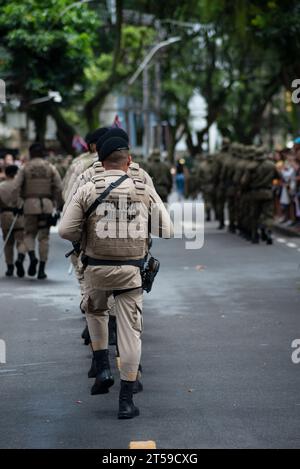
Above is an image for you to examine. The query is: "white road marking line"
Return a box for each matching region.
[13,361,57,368]
[286,243,298,248]
[0,373,23,377]
[276,238,286,243]
[0,369,17,373]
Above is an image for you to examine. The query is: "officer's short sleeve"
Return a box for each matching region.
[148,188,174,238]
[59,186,86,242]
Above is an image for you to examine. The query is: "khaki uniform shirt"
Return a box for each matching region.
[63,152,97,202]
[63,161,155,213]
[59,169,173,290]
[14,158,63,215]
[0,178,24,231]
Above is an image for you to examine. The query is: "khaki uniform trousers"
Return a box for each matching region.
[24,215,50,262]
[83,269,143,382]
[2,228,26,265]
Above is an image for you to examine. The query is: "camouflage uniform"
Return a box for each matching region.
[146,150,173,202]
[242,147,278,244]
[197,155,214,221]
[219,143,239,232]
[211,139,231,229]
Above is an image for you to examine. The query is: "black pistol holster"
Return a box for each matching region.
[65,241,81,258]
[47,211,60,227]
[141,254,160,293]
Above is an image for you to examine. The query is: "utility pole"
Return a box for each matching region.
[128,36,181,158]
[154,57,161,150]
[143,65,150,157]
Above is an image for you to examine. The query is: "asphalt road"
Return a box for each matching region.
[0,222,300,449]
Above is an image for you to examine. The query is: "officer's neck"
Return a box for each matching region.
[103,163,128,172]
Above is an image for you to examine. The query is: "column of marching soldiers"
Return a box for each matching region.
[188,138,278,245]
[0,127,174,420]
[0,128,277,419]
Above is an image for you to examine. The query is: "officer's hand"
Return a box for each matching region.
[13,207,23,215]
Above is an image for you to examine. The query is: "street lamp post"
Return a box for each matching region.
[128,36,181,157]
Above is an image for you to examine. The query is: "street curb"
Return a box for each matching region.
[273,224,300,238]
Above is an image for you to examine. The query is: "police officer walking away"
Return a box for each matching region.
[15,143,63,279]
[0,165,26,277]
[59,136,173,419]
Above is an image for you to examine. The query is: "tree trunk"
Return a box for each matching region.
[28,107,47,144]
[48,103,76,155]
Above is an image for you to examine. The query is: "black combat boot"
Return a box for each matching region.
[15,253,25,278]
[88,355,97,378]
[5,264,14,277]
[132,379,143,394]
[90,349,114,395]
[251,232,259,244]
[132,364,143,394]
[260,228,267,242]
[266,230,273,245]
[28,251,38,276]
[108,316,117,346]
[118,380,140,419]
[81,325,91,345]
[37,261,47,279]
[205,209,211,222]
[228,224,236,234]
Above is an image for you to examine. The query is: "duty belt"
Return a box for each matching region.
[85,256,144,268]
[0,208,14,213]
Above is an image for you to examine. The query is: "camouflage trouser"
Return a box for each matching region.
[2,228,26,265]
[216,186,225,224]
[250,198,273,238]
[202,190,213,211]
[227,196,236,227]
[240,192,252,233]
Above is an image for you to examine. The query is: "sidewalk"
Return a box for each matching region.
[273,220,300,237]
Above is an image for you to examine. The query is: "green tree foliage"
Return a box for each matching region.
[0,0,98,151]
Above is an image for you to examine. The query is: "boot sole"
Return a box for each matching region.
[118,408,140,419]
[15,261,25,278]
[91,377,114,395]
[28,260,38,277]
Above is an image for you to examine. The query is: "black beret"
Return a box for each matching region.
[5,164,19,178]
[100,137,129,162]
[96,128,129,155]
[84,132,93,144]
[29,142,44,158]
[89,127,109,144]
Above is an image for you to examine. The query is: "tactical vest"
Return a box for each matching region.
[23,159,53,199]
[251,160,275,190]
[85,166,150,261]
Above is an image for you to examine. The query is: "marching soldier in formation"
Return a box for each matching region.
[196,154,214,222]
[59,136,173,419]
[147,149,173,202]
[63,129,107,202]
[241,146,278,244]
[64,127,156,389]
[195,139,278,244]
[0,165,26,277]
[14,143,63,279]
[211,138,231,229]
